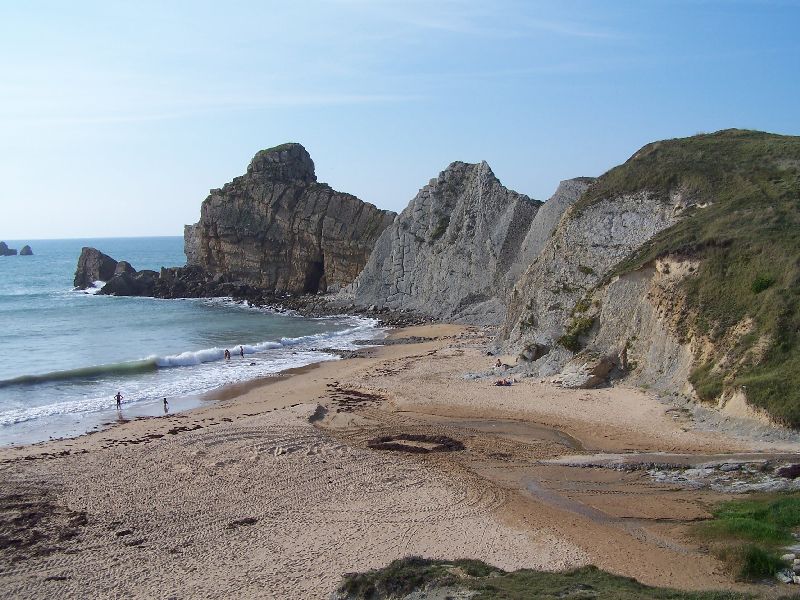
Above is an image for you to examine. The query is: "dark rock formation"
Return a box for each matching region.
[94,260,264,300]
[775,464,800,479]
[19,245,33,256]
[74,247,119,288]
[100,270,159,296]
[114,261,136,276]
[0,242,17,256]
[184,143,395,294]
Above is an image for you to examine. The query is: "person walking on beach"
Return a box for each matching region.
[239,345,244,358]
[114,391,123,409]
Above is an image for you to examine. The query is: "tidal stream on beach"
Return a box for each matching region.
[0,237,382,446]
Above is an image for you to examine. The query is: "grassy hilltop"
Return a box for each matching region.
[580,129,800,425]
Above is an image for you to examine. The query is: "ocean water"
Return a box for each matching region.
[0,237,381,446]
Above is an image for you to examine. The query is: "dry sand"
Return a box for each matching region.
[2,324,799,599]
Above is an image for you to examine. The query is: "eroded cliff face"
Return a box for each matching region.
[184,143,396,294]
[579,261,696,393]
[501,190,695,376]
[344,160,543,324]
[500,129,800,427]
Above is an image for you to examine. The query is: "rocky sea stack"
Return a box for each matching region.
[74,247,119,288]
[1,242,34,256]
[184,143,396,294]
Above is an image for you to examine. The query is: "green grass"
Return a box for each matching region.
[699,494,800,545]
[692,493,800,580]
[336,558,748,599]
[572,297,592,315]
[751,275,776,295]
[430,216,450,241]
[738,545,787,581]
[337,556,492,598]
[558,315,595,352]
[689,362,725,402]
[575,129,800,425]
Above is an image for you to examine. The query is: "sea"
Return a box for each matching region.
[0,237,382,446]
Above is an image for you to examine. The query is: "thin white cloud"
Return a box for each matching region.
[1,91,421,126]
[325,0,619,39]
[519,17,619,40]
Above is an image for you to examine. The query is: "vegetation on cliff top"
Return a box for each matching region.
[336,557,747,599]
[580,129,800,425]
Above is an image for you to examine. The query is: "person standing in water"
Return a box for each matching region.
[224,349,231,360]
[114,391,123,409]
[239,345,244,358]
[163,397,169,413]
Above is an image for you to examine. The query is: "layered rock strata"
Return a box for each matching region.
[501,129,800,409]
[501,189,691,382]
[184,143,395,294]
[345,161,545,324]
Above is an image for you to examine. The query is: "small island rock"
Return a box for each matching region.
[74,247,119,289]
[19,245,33,256]
[0,242,18,256]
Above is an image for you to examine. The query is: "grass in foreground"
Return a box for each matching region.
[337,557,748,599]
[692,493,800,580]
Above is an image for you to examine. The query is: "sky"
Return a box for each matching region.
[1,0,799,240]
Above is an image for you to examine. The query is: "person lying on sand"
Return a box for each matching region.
[493,378,513,386]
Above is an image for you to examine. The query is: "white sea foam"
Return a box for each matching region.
[150,316,380,368]
[82,281,106,295]
[0,315,384,431]
[154,347,226,367]
[0,350,339,427]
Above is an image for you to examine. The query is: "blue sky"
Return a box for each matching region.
[2,0,799,239]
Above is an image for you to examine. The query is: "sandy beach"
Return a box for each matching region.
[3,324,799,599]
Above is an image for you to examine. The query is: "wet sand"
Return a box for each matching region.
[2,324,799,598]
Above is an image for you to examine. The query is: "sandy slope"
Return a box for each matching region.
[1,325,798,599]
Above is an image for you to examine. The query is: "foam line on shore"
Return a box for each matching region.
[0,318,381,389]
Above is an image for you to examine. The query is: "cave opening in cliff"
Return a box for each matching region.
[304,258,326,293]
